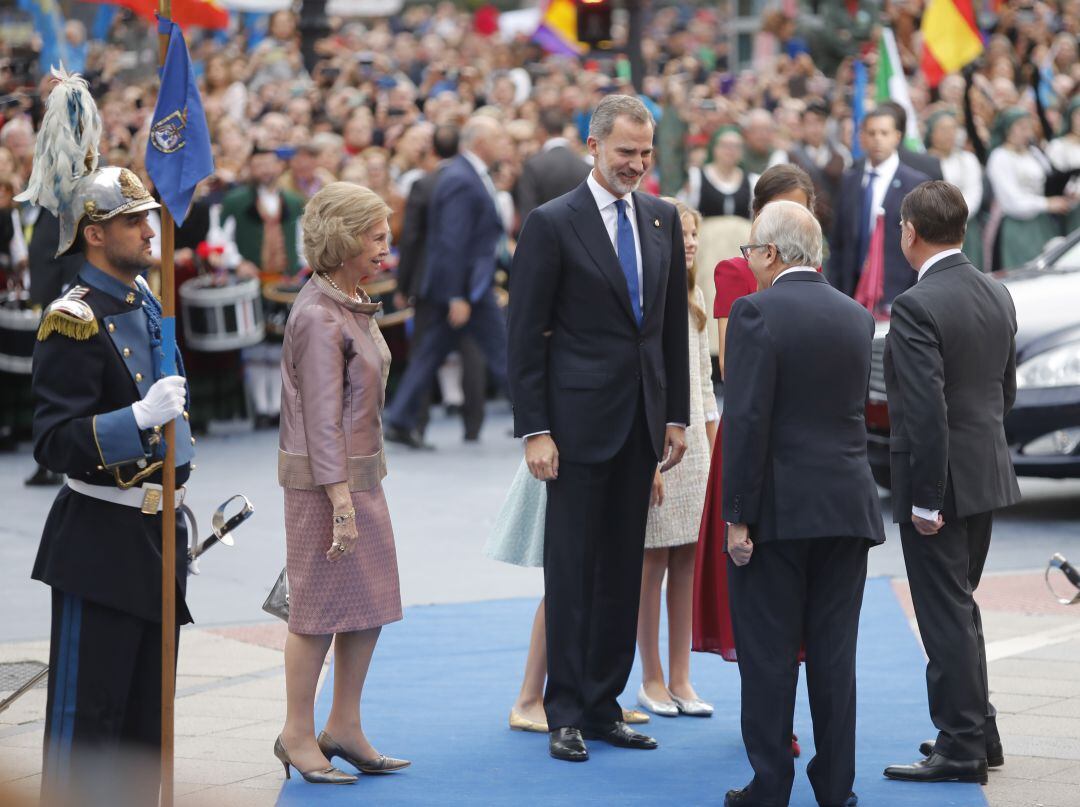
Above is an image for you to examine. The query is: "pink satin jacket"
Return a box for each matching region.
[278,272,391,491]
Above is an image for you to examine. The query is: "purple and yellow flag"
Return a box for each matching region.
[533,0,585,56]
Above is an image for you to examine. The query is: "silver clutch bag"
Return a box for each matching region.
[262,567,290,622]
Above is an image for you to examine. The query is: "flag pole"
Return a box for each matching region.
[157,1,177,805]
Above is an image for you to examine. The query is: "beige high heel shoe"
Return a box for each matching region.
[318,731,411,774]
[274,735,357,784]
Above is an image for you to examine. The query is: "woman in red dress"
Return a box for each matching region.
[694,164,818,757]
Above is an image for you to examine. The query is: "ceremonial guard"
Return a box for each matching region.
[17,70,196,806]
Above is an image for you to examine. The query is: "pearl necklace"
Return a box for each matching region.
[321,271,363,303]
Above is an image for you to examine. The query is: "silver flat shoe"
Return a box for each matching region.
[318,730,411,774]
[637,684,679,717]
[669,691,714,717]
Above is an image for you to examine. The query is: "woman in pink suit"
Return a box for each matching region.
[275,182,408,784]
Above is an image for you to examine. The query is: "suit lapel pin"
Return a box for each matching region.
[653,219,660,228]
[892,179,901,189]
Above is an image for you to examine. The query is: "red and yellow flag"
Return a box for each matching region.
[920,0,983,87]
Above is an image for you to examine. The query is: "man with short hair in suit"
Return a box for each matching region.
[394,124,487,443]
[722,200,884,807]
[384,115,509,448]
[878,101,945,182]
[828,109,929,305]
[787,101,850,236]
[508,94,690,763]
[883,181,1020,785]
[515,108,591,224]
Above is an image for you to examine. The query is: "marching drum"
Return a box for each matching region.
[363,275,413,330]
[262,277,305,340]
[0,291,41,374]
[179,276,265,352]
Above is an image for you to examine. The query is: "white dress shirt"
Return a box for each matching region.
[586,171,644,308]
[864,151,900,222]
[907,247,964,523]
[462,148,498,200]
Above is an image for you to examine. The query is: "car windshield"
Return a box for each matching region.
[1054,236,1080,271]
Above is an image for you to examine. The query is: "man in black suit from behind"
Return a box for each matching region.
[828,109,929,306]
[722,201,884,807]
[395,124,487,444]
[508,95,689,763]
[883,182,1020,785]
[515,108,591,224]
[384,115,508,448]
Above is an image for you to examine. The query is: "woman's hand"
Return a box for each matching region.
[650,468,665,508]
[328,511,358,561]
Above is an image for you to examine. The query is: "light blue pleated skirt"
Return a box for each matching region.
[483,459,545,568]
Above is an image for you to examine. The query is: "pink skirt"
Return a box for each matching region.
[284,485,402,635]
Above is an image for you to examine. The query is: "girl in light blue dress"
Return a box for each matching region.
[484,461,650,732]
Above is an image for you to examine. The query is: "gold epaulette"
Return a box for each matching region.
[37,286,98,341]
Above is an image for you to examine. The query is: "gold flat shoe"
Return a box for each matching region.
[318,730,411,774]
[509,709,548,733]
[274,735,357,784]
[622,707,651,724]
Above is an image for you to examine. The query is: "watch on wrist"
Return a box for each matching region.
[332,510,355,527]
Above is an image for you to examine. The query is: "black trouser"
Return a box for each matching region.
[42,589,178,807]
[385,291,506,434]
[900,484,997,761]
[728,537,869,807]
[542,400,656,731]
[412,299,487,440]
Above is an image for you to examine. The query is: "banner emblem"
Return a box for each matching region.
[151,109,188,154]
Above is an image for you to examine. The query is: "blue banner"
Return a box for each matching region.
[852,60,867,161]
[146,17,214,227]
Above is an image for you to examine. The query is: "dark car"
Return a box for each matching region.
[867,228,1080,488]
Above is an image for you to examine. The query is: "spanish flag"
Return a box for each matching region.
[920,0,983,88]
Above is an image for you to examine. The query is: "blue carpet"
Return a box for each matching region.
[278,577,988,806]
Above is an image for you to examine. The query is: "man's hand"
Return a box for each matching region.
[912,512,944,536]
[660,425,687,472]
[727,522,754,566]
[448,298,472,328]
[525,434,559,481]
[650,468,665,507]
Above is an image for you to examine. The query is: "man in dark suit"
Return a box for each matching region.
[787,101,849,236]
[878,101,945,181]
[508,95,689,763]
[384,115,508,448]
[395,124,486,443]
[828,109,929,306]
[722,200,884,807]
[515,108,591,224]
[883,181,1020,785]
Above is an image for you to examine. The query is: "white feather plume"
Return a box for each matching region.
[14,65,102,215]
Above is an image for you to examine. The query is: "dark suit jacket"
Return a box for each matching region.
[884,252,1021,521]
[28,209,83,307]
[507,181,690,464]
[515,144,591,226]
[722,271,884,545]
[396,163,446,300]
[418,155,504,305]
[900,146,944,182]
[828,159,929,304]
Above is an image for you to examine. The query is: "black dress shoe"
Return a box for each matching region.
[549,727,588,762]
[25,465,63,487]
[919,738,1003,768]
[384,425,435,450]
[581,721,657,749]
[723,789,759,806]
[884,752,988,783]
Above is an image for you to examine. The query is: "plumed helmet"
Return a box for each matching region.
[15,66,159,257]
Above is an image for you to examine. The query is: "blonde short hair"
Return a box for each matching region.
[301,182,391,275]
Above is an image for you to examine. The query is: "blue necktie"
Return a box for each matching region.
[614,199,643,327]
[857,169,878,267]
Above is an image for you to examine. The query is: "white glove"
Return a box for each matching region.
[132,375,187,430]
